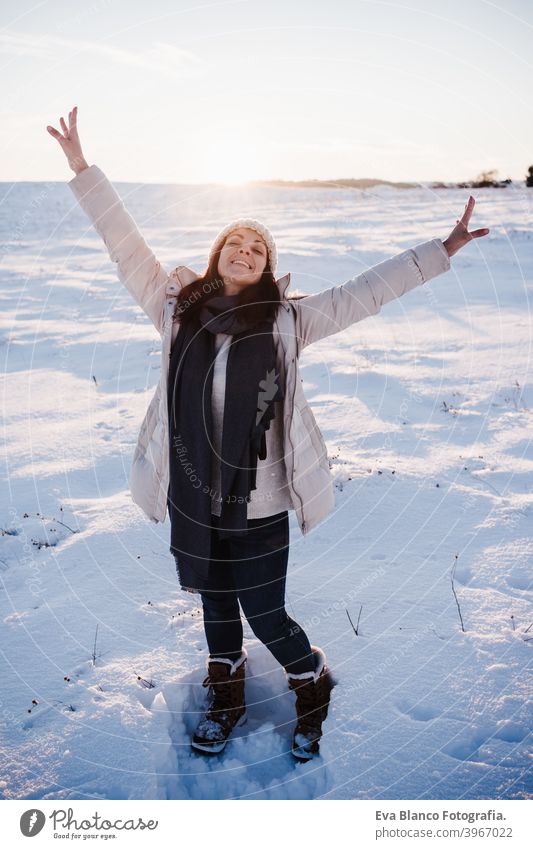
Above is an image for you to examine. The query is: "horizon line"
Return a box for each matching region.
[2,172,526,187]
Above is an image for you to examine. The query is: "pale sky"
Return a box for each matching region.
[2,0,533,184]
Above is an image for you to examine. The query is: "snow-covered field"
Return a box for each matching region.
[1,177,532,800]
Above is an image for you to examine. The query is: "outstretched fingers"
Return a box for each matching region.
[460,195,476,227]
[46,124,62,139]
[47,107,77,141]
[469,227,490,239]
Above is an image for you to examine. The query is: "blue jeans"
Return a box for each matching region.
[200,510,316,675]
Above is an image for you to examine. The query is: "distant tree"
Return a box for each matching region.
[472,168,499,188]
[477,169,499,183]
[456,168,512,189]
[527,166,533,187]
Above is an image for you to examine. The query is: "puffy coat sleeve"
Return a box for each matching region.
[68,165,170,334]
[291,238,451,350]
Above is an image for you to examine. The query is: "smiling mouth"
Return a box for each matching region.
[232,259,252,269]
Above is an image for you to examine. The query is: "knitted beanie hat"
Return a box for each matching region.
[208,218,278,276]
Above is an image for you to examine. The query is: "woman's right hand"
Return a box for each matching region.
[47,106,89,175]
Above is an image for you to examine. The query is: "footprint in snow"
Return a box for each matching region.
[396,699,441,722]
[442,721,528,763]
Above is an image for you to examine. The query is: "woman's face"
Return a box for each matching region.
[217,227,268,289]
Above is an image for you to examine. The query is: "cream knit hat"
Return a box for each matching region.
[208,218,278,276]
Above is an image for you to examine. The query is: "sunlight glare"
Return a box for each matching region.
[204,139,261,185]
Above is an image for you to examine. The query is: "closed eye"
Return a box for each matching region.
[226,239,264,255]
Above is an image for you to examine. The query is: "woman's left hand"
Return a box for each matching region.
[442,196,490,258]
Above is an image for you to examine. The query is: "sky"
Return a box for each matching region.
[2,0,533,184]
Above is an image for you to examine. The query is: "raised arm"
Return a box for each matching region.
[291,197,489,351]
[47,107,170,333]
[291,238,450,351]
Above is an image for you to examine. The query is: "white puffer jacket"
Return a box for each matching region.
[69,165,451,535]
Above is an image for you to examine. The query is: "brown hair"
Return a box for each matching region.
[174,238,283,327]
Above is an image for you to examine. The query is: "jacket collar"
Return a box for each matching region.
[276,272,291,300]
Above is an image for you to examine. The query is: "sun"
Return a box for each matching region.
[204,139,260,185]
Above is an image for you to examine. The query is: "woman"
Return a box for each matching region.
[47,107,489,761]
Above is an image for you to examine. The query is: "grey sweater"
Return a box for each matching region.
[210,333,294,518]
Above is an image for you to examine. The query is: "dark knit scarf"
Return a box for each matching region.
[167,285,285,593]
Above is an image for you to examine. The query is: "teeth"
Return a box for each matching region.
[233,260,250,269]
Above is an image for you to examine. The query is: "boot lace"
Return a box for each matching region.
[201,663,245,720]
[292,680,324,734]
[290,670,333,735]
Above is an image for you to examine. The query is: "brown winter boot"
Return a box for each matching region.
[285,645,335,761]
[191,648,247,754]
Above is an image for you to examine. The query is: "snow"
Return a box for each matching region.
[1,179,532,800]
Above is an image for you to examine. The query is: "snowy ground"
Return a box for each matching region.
[1,177,532,800]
